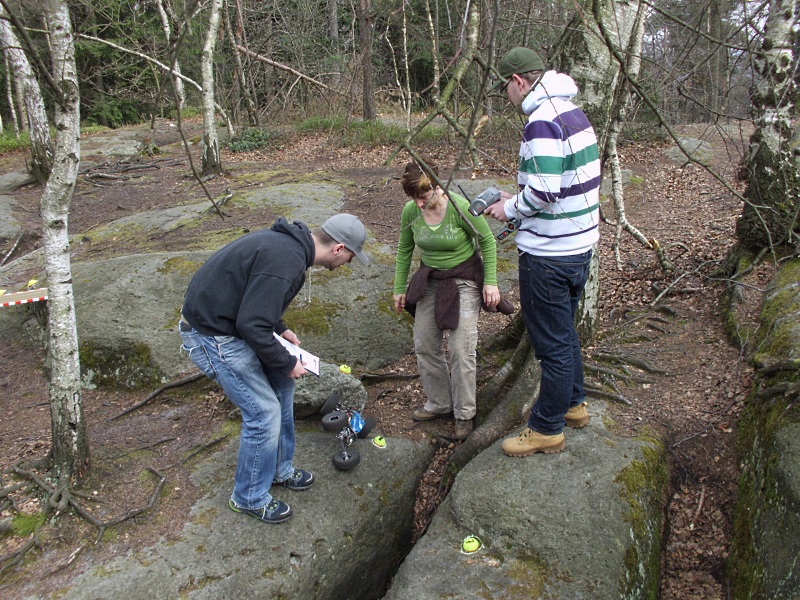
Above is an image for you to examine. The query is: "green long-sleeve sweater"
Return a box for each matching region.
[393,193,499,294]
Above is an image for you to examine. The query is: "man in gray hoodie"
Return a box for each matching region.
[180,214,368,523]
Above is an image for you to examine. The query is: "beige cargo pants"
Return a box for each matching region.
[413,278,481,420]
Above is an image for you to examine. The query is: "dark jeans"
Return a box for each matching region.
[519,250,592,435]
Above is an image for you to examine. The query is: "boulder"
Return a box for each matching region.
[58,431,434,600]
[385,404,668,599]
[0,176,521,386]
[0,171,34,243]
[662,137,713,167]
[730,259,800,599]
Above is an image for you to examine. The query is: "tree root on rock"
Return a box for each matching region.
[593,351,667,374]
[438,347,540,495]
[0,461,166,576]
[108,372,204,422]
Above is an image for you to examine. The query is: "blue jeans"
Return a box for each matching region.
[519,250,592,435]
[179,326,295,510]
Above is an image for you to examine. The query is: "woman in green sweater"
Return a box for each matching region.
[393,160,503,440]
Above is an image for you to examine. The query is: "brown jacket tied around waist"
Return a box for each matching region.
[404,251,515,330]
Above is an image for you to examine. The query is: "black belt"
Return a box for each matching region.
[179,316,193,332]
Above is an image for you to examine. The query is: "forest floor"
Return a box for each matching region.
[0,118,771,599]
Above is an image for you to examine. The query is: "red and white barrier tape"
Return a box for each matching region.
[0,288,49,308]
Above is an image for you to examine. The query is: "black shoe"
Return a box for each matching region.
[273,468,314,491]
[228,498,292,524]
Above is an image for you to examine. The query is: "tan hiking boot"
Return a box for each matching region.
[412,408,452,422]
[454,418,473,440]
[501,427,565,457]
[565,402,590,428]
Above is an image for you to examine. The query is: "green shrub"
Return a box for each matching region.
[297,117,447,146]
[0,130,30,154]
[86,98,144,129]
[227,128,285,152]
[297,116,346,132]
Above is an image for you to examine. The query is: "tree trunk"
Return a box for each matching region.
[327,0,339,44]
[154,0,186,112]
[0,6,53,182]
[551,0,644,160]
[553,0,646,341]
[41,0,88,484]
[201,0,223,177]
[386,0,482,167]
[358,0,376,120]
[734,0,798,251]
[223,0,258,126]
[706,0,725,120]
[3,52,18,136]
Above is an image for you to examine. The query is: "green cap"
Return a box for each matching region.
[490,47,545,92]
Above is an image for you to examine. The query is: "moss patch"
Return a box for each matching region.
[11,511,46,537]
[729,393,800,598]
[283,298,341,336]
[80,339,162,389]
[504,551,549,598]
[158,256,206,277]
[615,441,668,599]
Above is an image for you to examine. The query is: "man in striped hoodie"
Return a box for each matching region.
[484,47,601,457]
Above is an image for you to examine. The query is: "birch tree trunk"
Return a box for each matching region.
[41,0,88,483]
[201,0,223,177]
[3,53,16,136]
[734,0,798,251]
[551,0,644,159]
[154,0,185,112]
[0,6,53,182]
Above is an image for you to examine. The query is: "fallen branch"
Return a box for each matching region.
[757,359,800,376]
[439,348,540,494]
[360,372,419,384]
[689,486,706,531]
[108,372,204,422]
[46,543,86,577]
[235,45,346,96]
[1,232,24,266]
[757,381,800,400]
[182,435,228,464]
[584,382,634,405]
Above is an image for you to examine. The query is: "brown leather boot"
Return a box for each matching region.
[454,418,473,440]
[412,408,452,421]
[565,402,590,428]
[501,427,565,457]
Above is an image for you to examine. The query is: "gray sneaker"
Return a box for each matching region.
[229,498,292,524]
[273,468,314,491]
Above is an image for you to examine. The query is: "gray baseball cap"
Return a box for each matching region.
[321,213,369,265]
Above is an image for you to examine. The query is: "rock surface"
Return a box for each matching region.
[56,431,433,600]
[384,403,667,599]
